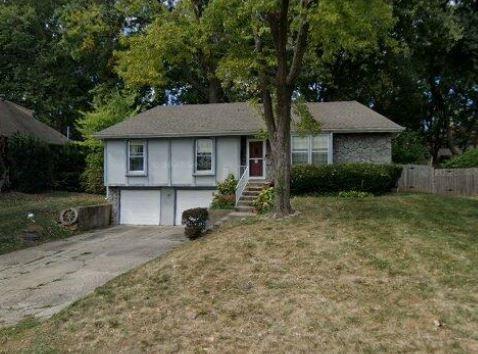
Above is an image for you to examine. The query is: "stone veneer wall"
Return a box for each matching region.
[333,133,392,164]
[107,187,120,225]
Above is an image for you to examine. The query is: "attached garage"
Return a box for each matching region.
[120,190,161,225]
[175,190,215,225]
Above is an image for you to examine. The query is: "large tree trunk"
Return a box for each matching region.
[270,88,293,216]
[207,75,223,103]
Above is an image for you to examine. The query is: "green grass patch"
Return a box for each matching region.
[0,192,105,255]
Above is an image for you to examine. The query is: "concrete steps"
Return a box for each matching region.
[235,180,271,213]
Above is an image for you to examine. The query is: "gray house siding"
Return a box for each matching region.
[333,133,392,164]
[105,136,241,187]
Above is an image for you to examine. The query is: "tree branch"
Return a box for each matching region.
[255,35,276,133]
[287,0,315,85]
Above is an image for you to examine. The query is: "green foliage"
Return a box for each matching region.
[37,216,72,241]
[211,174,238,209]
[77,91,137,194]
[211,194,236,210]
[182,208,209,239]
[0,0,96,133]
[253,187,275,214]
[442,149,478,169]
[80,151,105,194]
[338,191,373,199]
[217,174,238,195]
[216,0,394,93]
[50,143,88,192]
[293,99,321,136]
[7,135,86,193]
[7,135,55,193]
[291,164,403,195]
[392,130,429,164]
[115,0,229,103]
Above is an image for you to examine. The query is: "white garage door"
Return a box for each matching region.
[120,190,161,225]
[175,190,215,225]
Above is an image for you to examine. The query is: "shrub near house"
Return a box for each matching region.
[7,134,86,193]
[291,164,403,195]
[211,174,237,210]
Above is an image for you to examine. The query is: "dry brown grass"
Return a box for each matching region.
[1,194,477,353]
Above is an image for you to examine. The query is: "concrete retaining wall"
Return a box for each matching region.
[77,204,112,231]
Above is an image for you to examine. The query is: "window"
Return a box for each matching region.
[195,139,214,174]
[311,135,328,166]
[292,136,309,165]
[291,135,331,166]
[128,141,146,174]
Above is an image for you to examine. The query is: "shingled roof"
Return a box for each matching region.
[96,101,404,139]
[0,99,68,145]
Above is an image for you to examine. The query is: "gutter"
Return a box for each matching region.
[94,127,405,140]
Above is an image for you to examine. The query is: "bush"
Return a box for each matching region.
[338,191,373,199]
[253,187,275,214]
[392,130,429,164]
[442,148,478,168]
[210,174,238,209]
[7,134,86,193]
[211,194,236,209]
[217,174,238,195]
[51,143,87,192]
[7,134,55,193]
[81,148,105,194]
[182,208,209,239]
[291,164,403,195]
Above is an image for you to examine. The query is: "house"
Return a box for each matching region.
[95,101,404,226]
[0,99,68,145]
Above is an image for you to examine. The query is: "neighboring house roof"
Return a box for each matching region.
[0,99,68,145]
[95,101,404,139]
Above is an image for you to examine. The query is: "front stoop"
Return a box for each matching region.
[235,180,270,213]
[210,181,270,230]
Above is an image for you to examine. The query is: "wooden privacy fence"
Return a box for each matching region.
[398,165,478,196]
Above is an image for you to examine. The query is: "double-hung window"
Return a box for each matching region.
[291,135,331,166]
[195,139,214,174]
[311,135,329,166]
[291,136,309,165]
[128,141,146,175]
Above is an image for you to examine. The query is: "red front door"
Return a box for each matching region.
[249,141,264,177]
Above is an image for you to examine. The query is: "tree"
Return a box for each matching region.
[77,91,137,193]
[0,0,92,134]
[115,0,232,104]
[392,130,429,164]
[216,0,394,215]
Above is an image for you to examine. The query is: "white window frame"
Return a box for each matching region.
[291,134,333,166]
[127,140,147,176]
[291,136,310,166]
[194,138,215,175]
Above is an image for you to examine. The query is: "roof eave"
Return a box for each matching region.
[94,127,405,140]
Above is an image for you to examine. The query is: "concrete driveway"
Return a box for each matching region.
[0,225,186,326]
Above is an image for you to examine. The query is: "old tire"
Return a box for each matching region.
[60,208,79,226]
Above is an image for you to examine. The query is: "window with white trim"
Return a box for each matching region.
[311,135,329,166]
[195,139,214,174]
[291,136,309,165]
[128,141,146,174]
[291,135,330,166]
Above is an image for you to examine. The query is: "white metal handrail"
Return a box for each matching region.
[235,166,249,206]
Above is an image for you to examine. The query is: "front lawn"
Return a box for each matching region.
[0,192,106,255]
[2,194,477,352]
